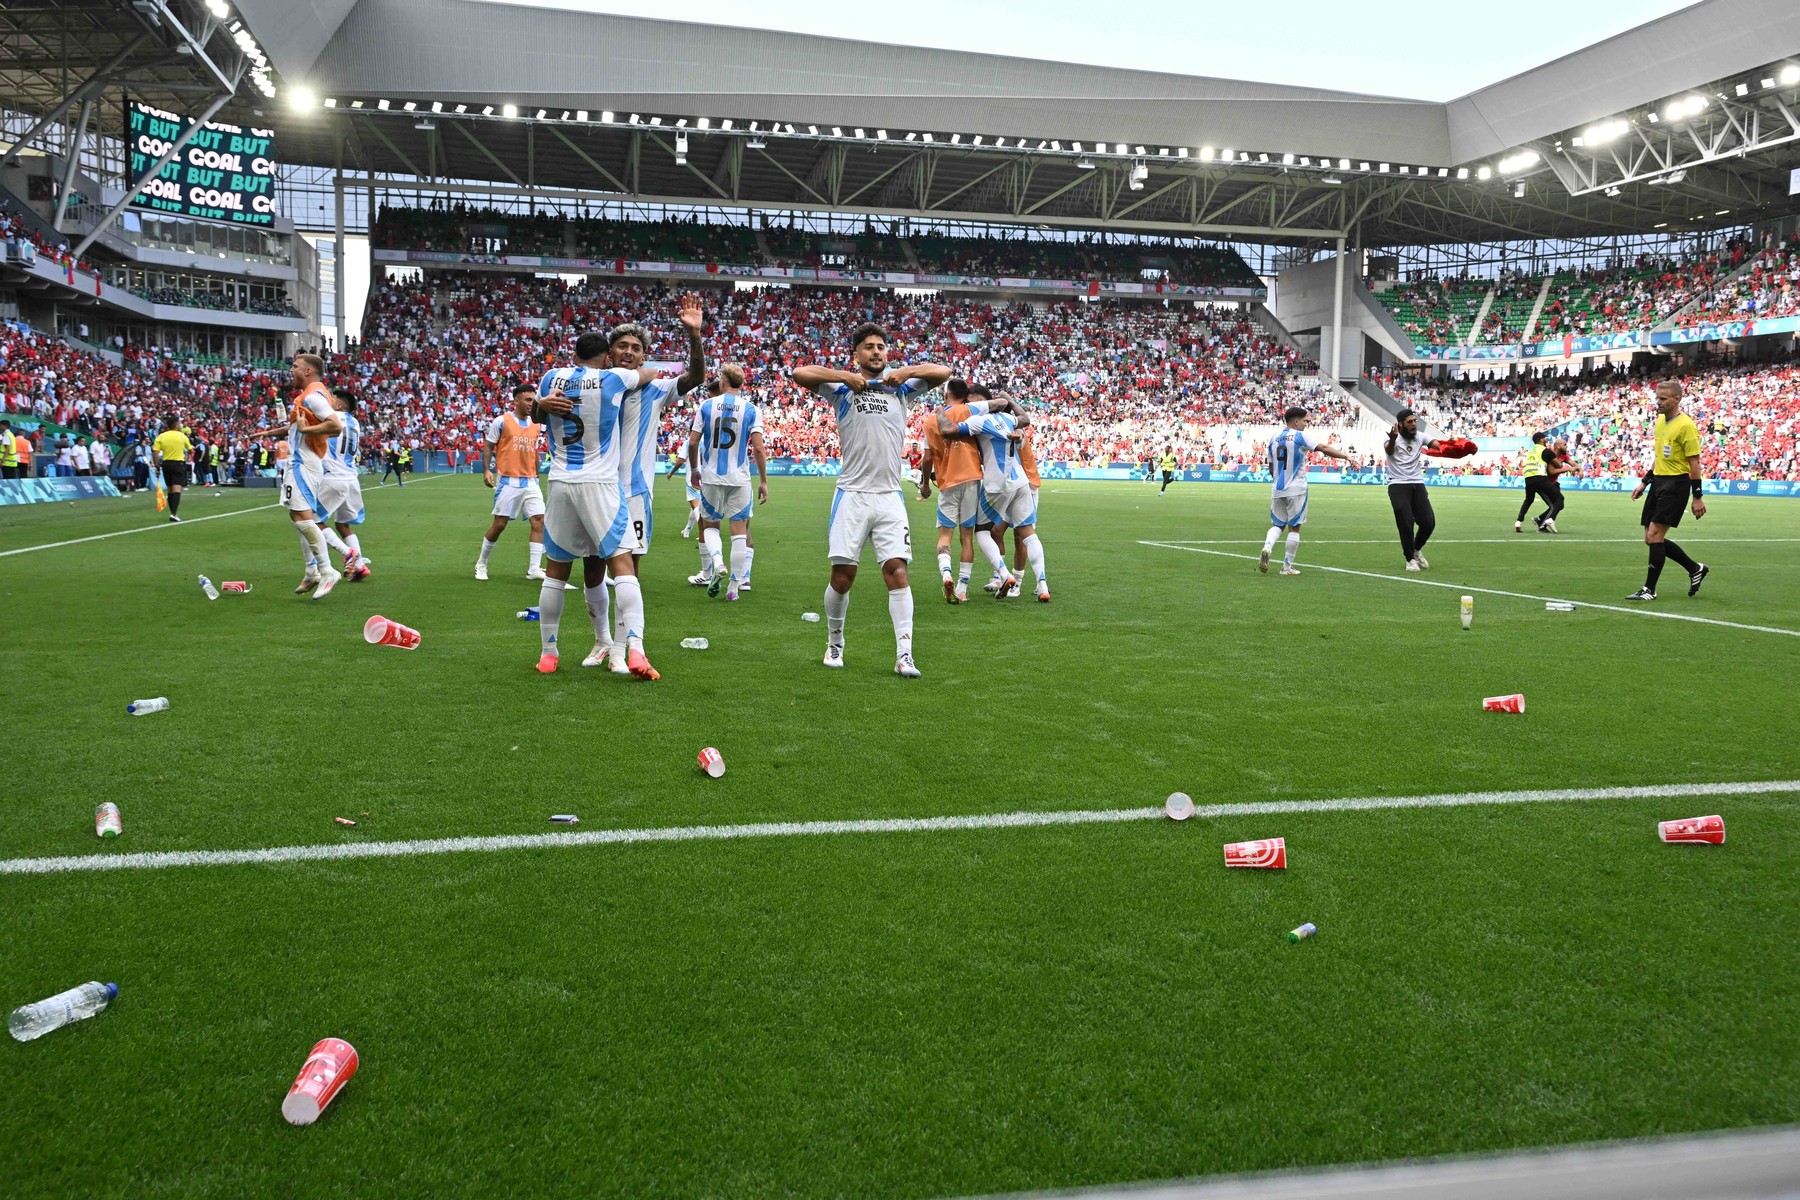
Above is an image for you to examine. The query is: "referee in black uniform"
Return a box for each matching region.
[1384,408,1445,570]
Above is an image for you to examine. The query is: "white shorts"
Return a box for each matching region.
[1270,492,1310,528]
[684,477,701,502]
[543,480,631,562]
[828,488,912,565]
[285,463,353,519]
[979,482,1035,528]
[332,474,366,525]
[935,480,979,529]
[700,481,754,523]
[625,492,652,555]
[492,476,545,520]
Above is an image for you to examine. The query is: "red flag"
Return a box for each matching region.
[1562,334,1574,358]
[706,262,719,274]
[95,273,103,297]
[65,262,75,285]
[1087,280,1100,298]
[614,258,626,274]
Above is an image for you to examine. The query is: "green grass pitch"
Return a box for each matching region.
[2,474,1797,1198]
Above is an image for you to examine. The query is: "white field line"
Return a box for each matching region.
[1156,537,1800,545]
[1140,540,1800,639]
[0,474,449,558]
[1,779,1794,877]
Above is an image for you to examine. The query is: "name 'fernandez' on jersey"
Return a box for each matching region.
[537,364,638,484]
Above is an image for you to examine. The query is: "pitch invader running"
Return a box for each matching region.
[791,323,951,677]
[689,364,768,601]
[531,332,661,679]
[597,300,705,672]
[477,383,547,581]
[1259,405,1354,575]
[936,393,1048,601]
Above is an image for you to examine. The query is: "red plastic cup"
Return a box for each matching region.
[362,615,421,650]
[221,581,251,593]
[1482,693,1526,714]
[1223,837,1287,869]
[282,1037,359,1126]
[1659,814,1726,844]
[698,747,725,778]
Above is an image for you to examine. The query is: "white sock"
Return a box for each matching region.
[682,509,695,532]
[296,526,317,572]
[528,540,544,572]
[586,584,611,648]
[1262,525,1281,554]
[478,538,496,566]
[613,575,646,650]
[1023,533,1047,587]
[957,562,972,587]
[697,537,711,576]
[296,520,330,570]
[888,586,914,658]
[975,529,1010,577]
[344,533,362,560]
[1284,531,1301,567]
[743,545,754,580]
[937,550,953,580]
[703,527,724,574]
[321,525,350,557]
[538,579,565,655]
[729,534,747,584]
[824,584,849,645]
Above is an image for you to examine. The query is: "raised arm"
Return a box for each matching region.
[675,294,706,394]
[1316,439,1354,464]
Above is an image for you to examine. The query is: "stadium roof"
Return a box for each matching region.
[7,0,1800,245]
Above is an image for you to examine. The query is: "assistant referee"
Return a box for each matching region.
[151,416,193,523]
[1627,379,1709,601]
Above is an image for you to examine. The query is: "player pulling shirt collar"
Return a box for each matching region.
[810,365,933,494]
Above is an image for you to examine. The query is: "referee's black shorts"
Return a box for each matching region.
[161,461,191,487]
[1641,476,1690,528]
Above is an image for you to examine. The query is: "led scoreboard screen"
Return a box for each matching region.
[127,101,278,226]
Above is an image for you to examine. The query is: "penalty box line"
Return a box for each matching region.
[1,779,1796,877]
[1139,540,1800,639]
[0,473,451,559]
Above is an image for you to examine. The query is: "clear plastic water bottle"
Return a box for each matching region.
[516,607,540,621]
[127,698,169,716]
[800,612,821,623]
[198,575,220,600]
[680,637,708,650]
[9,982,118,1042]
[95,803,121,839]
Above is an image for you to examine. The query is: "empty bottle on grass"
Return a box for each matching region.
[680,638,709,650]
[198,575,220,600]
[127,698,169,716]
[9,982,118,1042]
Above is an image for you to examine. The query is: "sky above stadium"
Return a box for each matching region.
[483,0,1700,102]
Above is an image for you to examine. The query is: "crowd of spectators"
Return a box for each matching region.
[1369,355,1798,480]
[371,203,1263,288]
[128,286,304,318]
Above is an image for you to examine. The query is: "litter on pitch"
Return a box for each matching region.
[698,747,725,778]
[1224,837,1287,869]
[1288,922,1317,942]
[363,615,421,649]
[1482,693,1526,714]
[800,612,820,622]
[1659,814,1726,844]
[282,1038,358,1126]
[1165,792,1194,820]
[549,814,579,824]
[1545,601,1577,612]
[95,803,122,839]
[334,817,357,827]
[126,697,169,716]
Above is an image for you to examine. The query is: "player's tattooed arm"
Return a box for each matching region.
[676,294,706,394]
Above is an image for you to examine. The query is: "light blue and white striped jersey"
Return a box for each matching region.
[808,366,930,493]
[619,376,685,498]
[328,412,362,470]
[956,406,1028,493]
[1269,427,1325,498]
[536,365,637,485]
[690,392,762,487]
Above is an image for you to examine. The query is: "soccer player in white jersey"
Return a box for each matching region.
[326,385,372,581]
[600,301,705,671]
[269,353,348,598]
[689,364,768,601]
[477,383,547,581]
[936,393,1048,601]
[669,441,702,538]
[1259,404,1353,575]
[791,323,951,677]
[531,332,661,678]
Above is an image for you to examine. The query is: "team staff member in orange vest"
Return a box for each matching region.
[476,382,547,581]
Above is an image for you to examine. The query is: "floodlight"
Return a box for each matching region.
[1477,165,1492,180]
[1076,157,1095,170]
[698,117,710,129]
[376,98,389,110]
[1782,65,1800,86]
[1199,146,1214,161]
[287,86,316,111]
[501,103,517,118]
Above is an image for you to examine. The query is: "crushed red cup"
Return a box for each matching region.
[1223,837,1287,869]
[282,1037,359,1126]
[1658,814,1725,845]
[363,615,421,650]
[221,581,251,593]
[1482,693,1525,713]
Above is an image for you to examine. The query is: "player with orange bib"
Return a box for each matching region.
[477,382,547,581]
[918,377,983,603]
